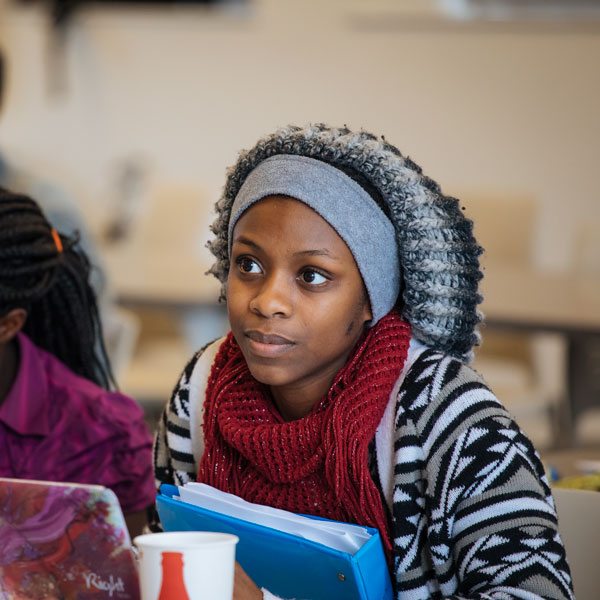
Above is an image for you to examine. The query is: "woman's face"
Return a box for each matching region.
[227,195,372,416]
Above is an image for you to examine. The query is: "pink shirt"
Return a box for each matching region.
[0,333,156,514]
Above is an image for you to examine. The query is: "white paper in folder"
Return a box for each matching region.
[177,482,372,554]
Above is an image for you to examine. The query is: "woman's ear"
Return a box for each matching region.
[362,302,373,326]
[0,309,27,344]
[360,289,373,326]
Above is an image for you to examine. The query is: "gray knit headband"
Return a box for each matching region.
[228,155,400,325]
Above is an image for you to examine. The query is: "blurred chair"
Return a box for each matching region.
[552,487,600,600]
[464,191,566,450]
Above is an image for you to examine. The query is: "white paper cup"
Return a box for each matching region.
[134,531,239,600]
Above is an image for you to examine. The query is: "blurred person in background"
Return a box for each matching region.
[0,188,155,537]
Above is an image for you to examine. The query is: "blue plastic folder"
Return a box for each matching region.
[157,484,393,600]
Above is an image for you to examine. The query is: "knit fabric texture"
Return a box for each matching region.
[197,310,412,562]
[229,154,400,325]
[207,124,483,362]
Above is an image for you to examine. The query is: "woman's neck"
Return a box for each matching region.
[267,344,360,421]
[269,369,339,421]
[270,387,318,421]
[0,338,20,406]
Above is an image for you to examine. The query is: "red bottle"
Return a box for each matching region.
[157,551,190,600]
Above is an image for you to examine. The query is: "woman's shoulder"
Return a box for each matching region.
[376,339,522,514]
[402,343,488,390]
[166,336,226,419]
[36,348,144,426]
[388,340,549,493]
[154,337,226,487]
[403,337,490,390]
[36,368,152,464]
[396,341,506,432]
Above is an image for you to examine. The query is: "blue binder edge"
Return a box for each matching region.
[156,484,393,600]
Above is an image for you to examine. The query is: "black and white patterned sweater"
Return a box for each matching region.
[153,338,574,600]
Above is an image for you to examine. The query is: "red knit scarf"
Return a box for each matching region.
[198,310,411,561]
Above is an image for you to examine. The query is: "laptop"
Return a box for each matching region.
[0,477,141,599]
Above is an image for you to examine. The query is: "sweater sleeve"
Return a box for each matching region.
[153,350,203,490]
[391,350,574,600]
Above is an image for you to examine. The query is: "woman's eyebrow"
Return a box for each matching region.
[294,248,335,258]
[232,236,262,251]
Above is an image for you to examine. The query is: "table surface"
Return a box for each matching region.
[103,241,222,308]
[480,262,600,335]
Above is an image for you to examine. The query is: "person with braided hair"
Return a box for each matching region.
[0,188,155,538]
[153,124,573,600]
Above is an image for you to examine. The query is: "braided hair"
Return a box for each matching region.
[208,124,484,362]
[0,187,115,389]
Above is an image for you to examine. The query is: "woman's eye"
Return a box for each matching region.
[237,257,261,274]
[300,270,327,285]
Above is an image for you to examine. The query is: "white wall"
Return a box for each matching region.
[1,0,599,270]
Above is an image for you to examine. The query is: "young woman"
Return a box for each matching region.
[154,124,574,600]
[0,188,155,538]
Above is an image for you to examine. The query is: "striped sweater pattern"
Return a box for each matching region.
[153,343,574,600]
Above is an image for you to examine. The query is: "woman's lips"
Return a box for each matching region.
[244,330,296,357]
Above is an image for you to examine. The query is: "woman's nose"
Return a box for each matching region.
[249,273,292,318]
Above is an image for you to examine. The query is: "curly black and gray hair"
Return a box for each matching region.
[208,123,483,362]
